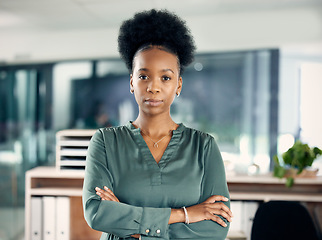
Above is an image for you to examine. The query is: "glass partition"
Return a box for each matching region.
[0,49,278,238]
[177,51,277,174]
[0,64,53,239]
[52,50,278,174]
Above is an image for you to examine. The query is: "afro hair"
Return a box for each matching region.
[118,9,196,73]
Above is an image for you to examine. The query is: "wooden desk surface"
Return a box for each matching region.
[27,167,322,202]
[227,173,322,185]
[227,173,322,202]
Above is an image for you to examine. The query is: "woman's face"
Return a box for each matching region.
[130,46,182,116]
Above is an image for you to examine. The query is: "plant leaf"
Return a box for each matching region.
[282,149,293,165]
[273,155,280,166]
[286,177,294,188]
[313,147,322,157]
[274,165,285,178]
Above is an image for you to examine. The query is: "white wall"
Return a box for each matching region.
[1,6,322,64]
[279,47,322,137]
[0,28,119,63]
[190,7,322,53]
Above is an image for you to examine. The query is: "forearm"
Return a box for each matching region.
[84,192,171,239]
[168,208,185,224]
[168,201,231,240]
[169,220,230,240]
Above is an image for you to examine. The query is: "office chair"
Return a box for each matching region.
[251,201,320,240]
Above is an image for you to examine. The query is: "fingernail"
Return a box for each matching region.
[104,186,108,190]
[224,223,227,227]
[224,197,229,201]
[95,187,100,190]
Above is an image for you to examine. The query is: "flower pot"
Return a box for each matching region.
[284,168,319,178]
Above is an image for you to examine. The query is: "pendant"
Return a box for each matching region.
[154,143,159,148]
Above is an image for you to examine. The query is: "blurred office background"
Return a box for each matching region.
[0,0,322,239]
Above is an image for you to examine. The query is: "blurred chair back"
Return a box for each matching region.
[251,201,320,240]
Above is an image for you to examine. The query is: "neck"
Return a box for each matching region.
[132,113,177,137]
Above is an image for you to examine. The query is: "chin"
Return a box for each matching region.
[141,107,168,116]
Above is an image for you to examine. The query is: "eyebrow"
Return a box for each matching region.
[162,69,175,74]
[138,68,174,74]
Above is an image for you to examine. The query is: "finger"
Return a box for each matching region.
[205,195,229,203]
[100,187,119,202]
[208,213,228,227]
[95,187,118,202]
[98,190,115,201]
[96,192,107,201]
[209,202,233,218]
[96,192,115,202]
[96,191,114,201]
[101,191,119,202]
[103,186,118,197]
[211,209,233,222]
[131,234,141,238]
[104,186,120,202]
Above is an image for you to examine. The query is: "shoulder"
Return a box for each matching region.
[182,126,222,163]
[91,125,131,143]
[182,125,215,145]
[184,126,223,162]
[100,125,129,134]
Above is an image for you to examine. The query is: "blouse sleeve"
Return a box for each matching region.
[169,136,230,240]
[82,130,171,239]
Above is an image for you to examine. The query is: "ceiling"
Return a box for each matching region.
[1,0,322,63]
[1,0,322,32]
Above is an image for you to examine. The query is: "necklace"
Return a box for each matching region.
[141,130,172,148]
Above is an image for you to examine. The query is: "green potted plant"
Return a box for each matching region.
[273,140,322,187]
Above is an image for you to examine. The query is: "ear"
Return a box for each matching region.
[130,74,134,92]
[177,76,183,95]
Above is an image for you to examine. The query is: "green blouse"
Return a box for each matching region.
[83,122,230,240]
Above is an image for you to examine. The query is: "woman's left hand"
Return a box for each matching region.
[95,186,120,202]
[95,187,141,239]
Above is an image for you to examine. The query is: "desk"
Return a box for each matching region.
[227,174,322,235]
[25,167,322,240]
[25,167,101,240]
[227,174,322,202]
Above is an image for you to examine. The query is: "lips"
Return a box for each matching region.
[144,98,163,107]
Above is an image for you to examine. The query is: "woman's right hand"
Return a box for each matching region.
[186,195,233,227]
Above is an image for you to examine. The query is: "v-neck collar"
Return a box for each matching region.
[126,121,184,169]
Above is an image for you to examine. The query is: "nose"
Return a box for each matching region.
[147,78,161,94]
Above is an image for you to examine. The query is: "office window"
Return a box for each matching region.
[0,64,53,239]
[52,50,278,174]
[0,49,278,238]
[178,50,278,174]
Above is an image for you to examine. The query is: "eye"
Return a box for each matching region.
[162,76,171,81]
[139,75,148,80]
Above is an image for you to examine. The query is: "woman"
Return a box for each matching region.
[83,9,233,240]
